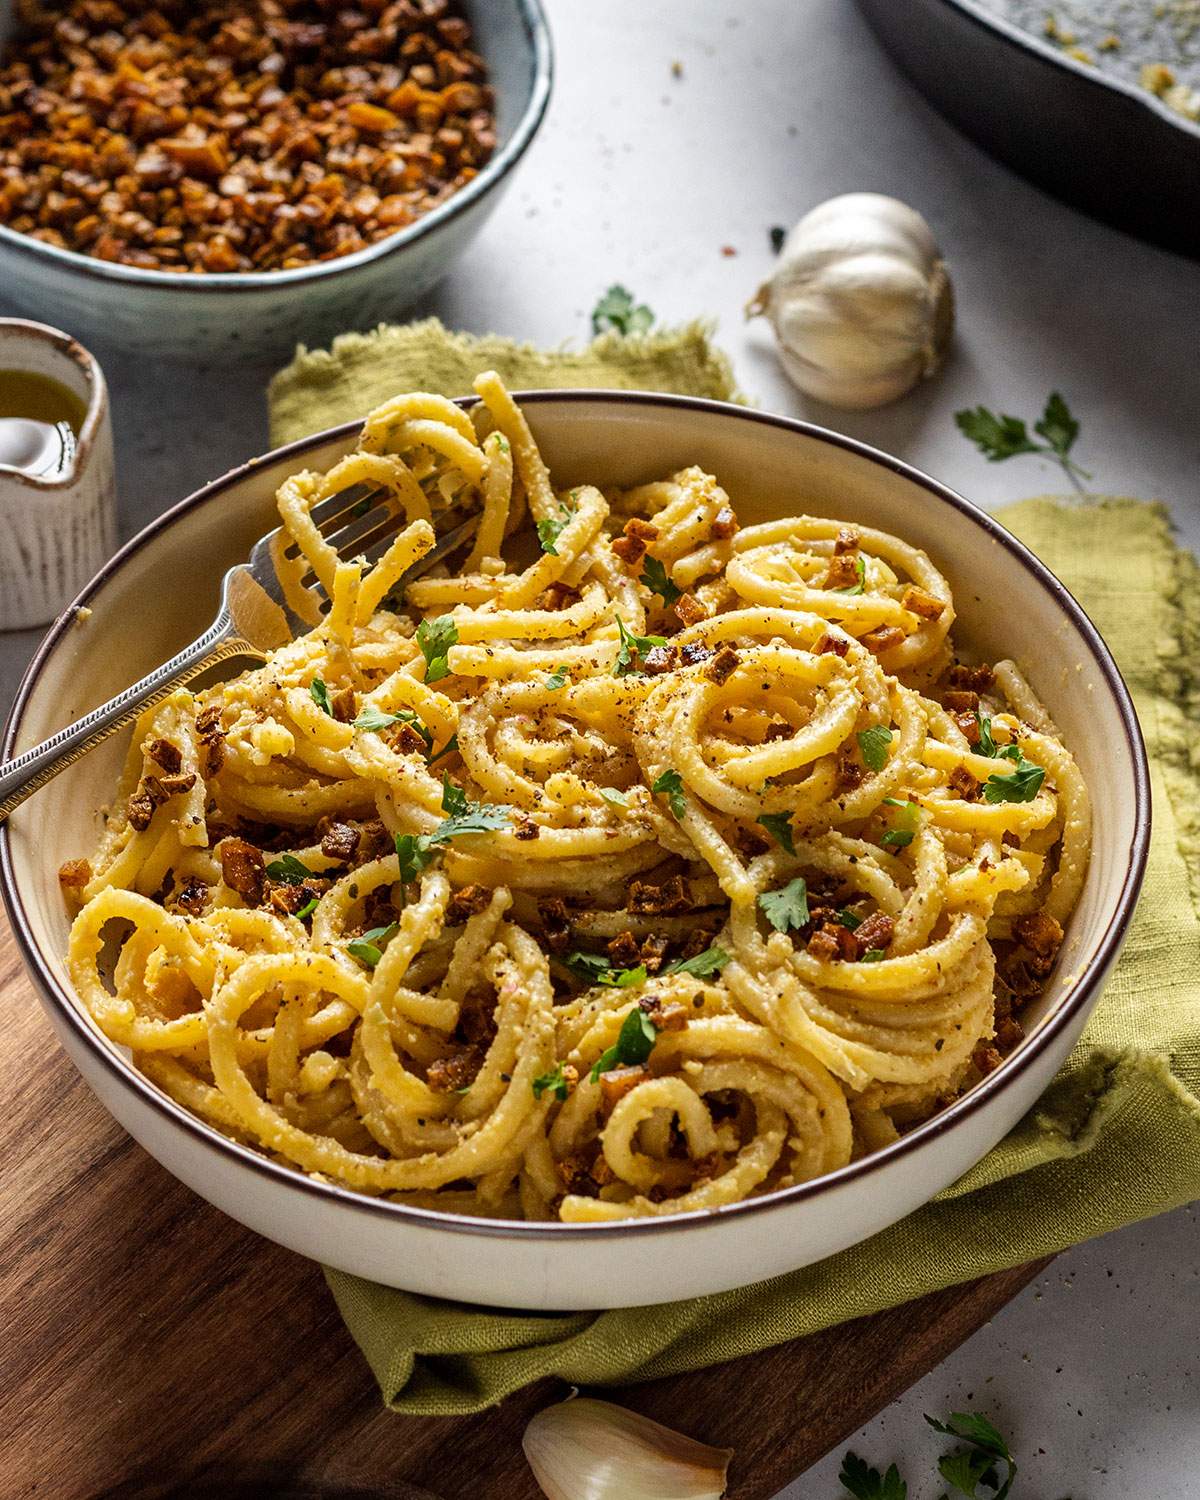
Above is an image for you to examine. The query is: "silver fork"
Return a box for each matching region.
[0,484,478,821]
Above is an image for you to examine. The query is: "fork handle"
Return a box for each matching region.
[0,614,255,823]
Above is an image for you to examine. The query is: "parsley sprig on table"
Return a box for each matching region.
[591,284,655,336]
[838,1411,1027,1500]
[955,392,1089,490]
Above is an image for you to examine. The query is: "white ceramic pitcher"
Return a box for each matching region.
[0,319,116,629]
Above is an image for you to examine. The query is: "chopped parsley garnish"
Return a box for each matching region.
[427,732,459,766]
[353,705,435,757]
[836,556,867,595]
[975,711,998,758]
[536,501,575,557]
[955,391,1089,488]
[598,786,630,810]
[860,948,886,963]
[612,613,667,677]
[309,678,333,716]
[757,811,796,855]
[983,746,1045,804]
[532,1063,570,1102]
[838,1452,906,1500]
[295,896,319,920]
[857,724,893,773]
[925,1413,1017,1499]
[565,951,647,989]
[640,555,681,605]
[416,614,458,684]
[392,779,513,882]
[347,922,398,968]
[667,945,730,978]
[879,796,917,849]
[651,767,686,819]
[837,907,862,931]
[590,1005,658,1081]
[591,284,655,337]
[545,664,570,691]
[265,854,316,885]
[758,878,810,935]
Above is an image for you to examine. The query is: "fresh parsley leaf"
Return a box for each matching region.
[838,907,862,931]
[598,786,630,810]
[640,555,681,605]
[925,1414,1016,1500]
[532,1063,570,1102]
[265,854,315,885]
[427,732,459,766]
[838,1450,907,1500]
[536,502,574,556]
[983,750,1045,804]
[956,392,1090,487]
[937,1448,998,1497]
[565,951,647,989]
[431,804,515,843]
[652,767,686,819]
[879,828,914,848]
[975,712,997,758]
[758,877,810,933]
[836,555,867,595]
[757,811,796,856]
[440,775,468,818]
[860,948,886,962]
[667,945,730,978]
[416,615,458,684]
[591,284,655,337]
[612,613,667,677]
[858,724,893,773]
[347,922,398,968]
[394,832,435,884]
[392,790,512,883]
[309,678,334,716]
[545,664,569,691]
[590,1005,658,1081]
[1035,390,1080,460]
[295,896,319,920]
[353,706,401,732]
[954,406,1039,463]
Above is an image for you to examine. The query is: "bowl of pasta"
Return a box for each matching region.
[0,378,1148,1309]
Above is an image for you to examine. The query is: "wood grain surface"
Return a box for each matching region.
[0,915,1048,1500]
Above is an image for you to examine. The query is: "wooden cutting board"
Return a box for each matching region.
[0,914,1047,1500]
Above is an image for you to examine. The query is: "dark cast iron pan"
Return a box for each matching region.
[855,0,1200,260]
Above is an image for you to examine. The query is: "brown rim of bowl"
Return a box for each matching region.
[0,0,552,294]
[0,391,1152,1243]
[0,317,108,492]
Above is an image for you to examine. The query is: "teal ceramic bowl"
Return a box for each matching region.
[0,0,552,361]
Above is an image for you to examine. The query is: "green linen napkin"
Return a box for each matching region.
[270,321,1200,1417]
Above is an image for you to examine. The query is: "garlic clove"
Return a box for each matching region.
[523,1394,733,1500]
[748,192,954,410]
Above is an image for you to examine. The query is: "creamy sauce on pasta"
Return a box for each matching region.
[62,375,1091,1222]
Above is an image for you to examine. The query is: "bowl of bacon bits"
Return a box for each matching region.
[0,0,551,359]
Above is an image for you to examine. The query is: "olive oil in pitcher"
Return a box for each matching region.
[0,368,88,479]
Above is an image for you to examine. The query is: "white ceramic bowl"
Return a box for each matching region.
[0,0,551,361]
[0,394,1150,1310]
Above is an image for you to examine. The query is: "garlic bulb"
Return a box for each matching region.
[748,192,954,409]
[523,1394,733,1500]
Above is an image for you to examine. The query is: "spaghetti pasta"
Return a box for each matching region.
[62,375,1091,1222]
